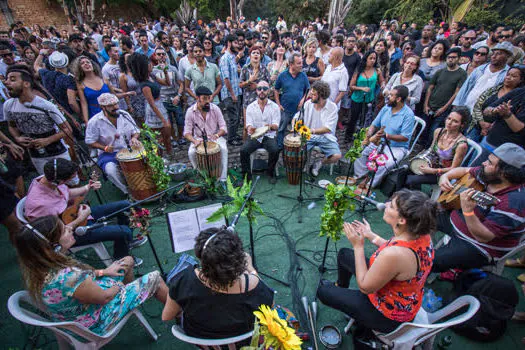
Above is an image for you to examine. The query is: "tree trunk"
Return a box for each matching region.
[229,0,237,21]
[328,0,352,30]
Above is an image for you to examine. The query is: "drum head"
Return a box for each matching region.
[284,133,302,147]
[196,141,220,155]
[410,158,428,175]
[116,146,146,161]
[251,125,269,139]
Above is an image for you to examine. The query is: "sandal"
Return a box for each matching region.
[504,257,525,268]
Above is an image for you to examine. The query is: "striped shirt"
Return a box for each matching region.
[219,51,241,100]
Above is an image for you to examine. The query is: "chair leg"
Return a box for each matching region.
[329,163,334,176]
[133,310,158,341]
[93,243,113,267]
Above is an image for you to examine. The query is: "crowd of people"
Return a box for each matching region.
[1,13,525,346]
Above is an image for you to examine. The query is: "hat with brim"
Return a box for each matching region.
[49,51,69,69]
[492,143,525,169]
[195,86,212,96]
[492,41,514,56]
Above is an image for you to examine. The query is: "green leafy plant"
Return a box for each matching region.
[345,127,368,163]
[320,184,356,241]
[207,177,264,224]
[140,125,171,191]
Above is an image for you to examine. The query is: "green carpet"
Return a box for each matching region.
[1,167,524,349]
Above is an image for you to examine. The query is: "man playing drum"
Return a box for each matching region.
[293,80,342,177]
[184,86,228,182]
[240,80,280,184]
[85,93,142,194]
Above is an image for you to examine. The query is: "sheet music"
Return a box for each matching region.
[167,204,226,253]
[196,203,226,231]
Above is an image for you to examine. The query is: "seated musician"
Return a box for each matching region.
[405,107,469,190]
[293,80,342,177]
[434,143,525,272]
[24,158,147,266]
[14,216,167,335]
[162,227,274,340]
[317,190,437,333]
[85,93,142,195]
[240,80,280,184]
[353,85,415,190]
[184,86,228,182]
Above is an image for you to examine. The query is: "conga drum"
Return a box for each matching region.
[283,134,305,185]
[116,146,158,200]
[409,149,439,175]
[196,141,222,179]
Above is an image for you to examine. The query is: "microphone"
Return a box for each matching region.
[75,221,110,236]
[123,134,133,152]
[357,195,386,211]
[23,102,52,113]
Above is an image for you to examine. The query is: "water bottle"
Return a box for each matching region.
[422,289,442,312]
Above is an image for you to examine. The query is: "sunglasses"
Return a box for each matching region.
[463,37,476,41]
[156,52,166,56]
[474,51,488,56]
[262,36,269,40]
[256,86,269,91]
[500,34,512,39]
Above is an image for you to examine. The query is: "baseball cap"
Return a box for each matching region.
[68,33,84,43]
[492,143,525,169]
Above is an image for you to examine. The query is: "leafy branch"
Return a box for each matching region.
[140,125,171,191]
[344,127,368,163]
[320,184,357,241]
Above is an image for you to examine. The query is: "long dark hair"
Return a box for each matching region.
[128,52,150,83]
[355,50,377,78]
[392,189,438,236]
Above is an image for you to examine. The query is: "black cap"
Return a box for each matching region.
[68,33,84,43]
[195,86,213,96]
[446,47,462,57]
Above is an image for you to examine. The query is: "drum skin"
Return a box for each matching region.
[196,141,222,179]
[409,149,438,175]
[117,147,158,200]
[283,134,305,185]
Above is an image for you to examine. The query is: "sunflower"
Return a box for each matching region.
[294,120,304,132]
[254,305,302,350]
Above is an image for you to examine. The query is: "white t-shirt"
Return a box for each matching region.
[321,63,349,108]
[85,110,139,155]
[464,68,501,111]
[296,100,339,143]
[101,62,121,89]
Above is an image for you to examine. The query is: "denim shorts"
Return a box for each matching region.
[307,136,341,158]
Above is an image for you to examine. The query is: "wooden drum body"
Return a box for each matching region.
[196,141,222,179]
[116,147,158,200]
[283,134,305,185]
[410,149,439,175]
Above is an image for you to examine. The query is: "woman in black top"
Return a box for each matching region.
[162,227,274,339]
[302,37,325,83]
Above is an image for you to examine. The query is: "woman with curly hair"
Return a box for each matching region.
[162,227,274,339]
[118,52,146,123]
[14,215,167,335]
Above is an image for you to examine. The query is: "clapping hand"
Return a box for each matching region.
[343,222,364,248]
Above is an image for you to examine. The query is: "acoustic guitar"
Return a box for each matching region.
[61,170,100,226]
[438,173,500,210]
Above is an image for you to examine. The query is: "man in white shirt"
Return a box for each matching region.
[241,80,281,183]
[321,47,349,109]
[294,81,342,177]
[85,93,141,194]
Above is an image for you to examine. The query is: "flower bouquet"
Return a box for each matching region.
[366,148,389,173]
[293,119,311,144]
[129,207,151,239]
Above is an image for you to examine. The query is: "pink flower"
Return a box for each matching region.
[375,154,388,166]
[143,209,150,215]
[76,314,97,328]
[367,161,378,172]
[368,149,379,161]
[43,288,65,304]
[136,223,142,228]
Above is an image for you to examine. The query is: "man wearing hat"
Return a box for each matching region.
[68,33,99,65]
[85,93,141,194]
[34,51,80,117]
[453,41,512,140]
[183,86,228,181]
[433,142,525,272]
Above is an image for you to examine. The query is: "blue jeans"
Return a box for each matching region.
[73,200,133,259]
[277,110,296,149]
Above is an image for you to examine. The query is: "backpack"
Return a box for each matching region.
[451,270,519,342]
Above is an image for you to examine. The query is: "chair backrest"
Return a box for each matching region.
[408,116,426,155]
[172,324,253,350]
[376,295,480,349]
[15,197,28,224]
[462,139,483,167]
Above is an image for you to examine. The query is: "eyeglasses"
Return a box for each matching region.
[474,51,488,56]
[156,52,166,56]
[463,37,476,41]
[204,41,212,45]
[262,36,269,40]
[447,55,459,59]
[256,86,269,91]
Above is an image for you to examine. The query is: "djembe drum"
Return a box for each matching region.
[283,134,305,185]
[410,149,439,175]
[196,141,222,179]
[116,146,158,200]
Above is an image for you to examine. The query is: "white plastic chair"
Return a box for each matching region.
[250,148,279,176]
[483,235,525,275]
[373,295,480,350]
[310,146,335,175]
[408,116,426,156]
[172,324,253,350]
[8,290,158,350]
[16,197,112,267]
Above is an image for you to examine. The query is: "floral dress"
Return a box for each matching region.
[41,267,161,335]
[240,63,271,109]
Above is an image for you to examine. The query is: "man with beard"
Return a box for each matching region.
[294,81,341,177]
[353,85,415,189]
[434,143,525,272]
[184,86,228,182]
[240,80,280,183]
[413,25,434,56]
[458,30,477,65]
[4,64,73,175]
[85,93,141,194]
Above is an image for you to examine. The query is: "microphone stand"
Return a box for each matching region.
[95,181,186,279]
[228,176,289,287]
[24,104,107,204]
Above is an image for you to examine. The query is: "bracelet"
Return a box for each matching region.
[463,211,475,217]
[104,145,109,152]
[96,269,104,277]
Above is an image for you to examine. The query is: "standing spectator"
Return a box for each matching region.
[274,52,310,149]
[276,15,287,33]
[383,55,423,111]
[185,42,221,106]
[500,26,524,66]
[267,41,289,86]
[119,36,135,55]
[136,32,154,58]
[321,47,349,108]
[413,25,434,56]
[374,39,390,82]
[101,43,121,91]
[97,36,112,67]
[419,40,448,84]
[315,31,332,65]
[386,33,402,76]
[202,37,219,65]
[178,38,197,110]
[303,37,325,83]
[423,47,467,143]
[458,30,477,65]
[473,24,503,50]
[0,44,19,80]
[118,53,146,123]
[219,34,243,146]
[460,45,489,75]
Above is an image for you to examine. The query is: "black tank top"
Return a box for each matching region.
[303,57,321,78]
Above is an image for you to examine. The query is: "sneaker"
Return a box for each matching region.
[178,139,187,145]
[133,256,143,267]
[129,236,148,250]
[311,159,323,177]
[228,139,243,146]
[171,140,179,147]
